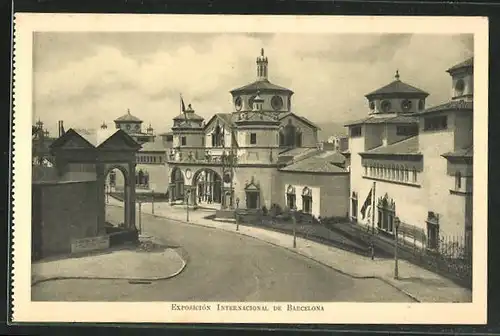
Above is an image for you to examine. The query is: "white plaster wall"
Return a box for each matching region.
[282,184,321,217]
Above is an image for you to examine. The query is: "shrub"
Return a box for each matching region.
[261,205,268,216]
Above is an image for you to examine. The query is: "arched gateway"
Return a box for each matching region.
[50,128,141,231]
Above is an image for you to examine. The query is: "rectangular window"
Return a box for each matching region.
[350,126,362,137]
[455,172,462,189]
[351,195,358,220]
[181,136,187,146]
[396,125,419,136]
[250,133,257,145]
[364,166,368,175]
[424,116,448,131]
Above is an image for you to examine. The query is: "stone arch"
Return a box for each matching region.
[192,167,223,206]
[169,166,185,202]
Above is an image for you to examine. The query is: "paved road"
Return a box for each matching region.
[32,207,413,302]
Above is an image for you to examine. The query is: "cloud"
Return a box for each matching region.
[33,32,473,136]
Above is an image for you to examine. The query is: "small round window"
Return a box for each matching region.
[401,99,412,112]
[369,101,375,110]
[271,96,283,111]
[381,100,392,113]
[126,124,131,130]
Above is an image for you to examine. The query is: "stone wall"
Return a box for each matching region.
[275,171,350,218]
[32,180,101,259]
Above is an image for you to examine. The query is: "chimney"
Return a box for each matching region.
[58,120,65,137]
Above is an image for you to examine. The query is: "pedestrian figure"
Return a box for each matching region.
[369,241,375,260]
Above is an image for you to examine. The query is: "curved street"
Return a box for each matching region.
[32,206,413,302]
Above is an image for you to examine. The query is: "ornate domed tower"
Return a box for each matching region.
[365,71,429,115]
[230,48,294,118]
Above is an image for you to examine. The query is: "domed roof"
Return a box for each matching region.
[365,71,428,99]
[230,79,293,94]
[446,57,473,74]
[114,109,142,123]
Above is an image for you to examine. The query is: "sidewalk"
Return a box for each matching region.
[109,198,472,303]
[32,235,186,286]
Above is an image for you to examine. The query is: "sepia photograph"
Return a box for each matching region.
[12,14,488,324]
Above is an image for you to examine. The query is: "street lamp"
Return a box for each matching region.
[186,189,191,222]
[151,189,155,215]
[394,216,400,279]
[138,201,142,234]
[235,197,240,231]
[292,206,297,248]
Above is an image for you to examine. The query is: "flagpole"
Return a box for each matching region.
[371,181,376,235]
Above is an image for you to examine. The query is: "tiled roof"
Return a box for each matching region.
[280,153,347,174]
[280,112,320,130]
[139,140,167,152]
[365,79,428,98]
[172,111,205,121]
[216,113,238,126]
[447,57,473,73]
[344,114,418,126]
[114,110,142,123]
[362,136,420,155]
[419,100,473,115]
[442,146,473,158]
[230,79,293,94]
[316,150,347,164]
[74,128,121,147]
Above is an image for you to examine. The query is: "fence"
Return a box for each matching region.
[343,220,472,288]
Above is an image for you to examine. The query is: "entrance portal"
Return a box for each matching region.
[193,168,222,207]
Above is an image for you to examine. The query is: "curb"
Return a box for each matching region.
[31,248,188,287]
[140,211,422,302]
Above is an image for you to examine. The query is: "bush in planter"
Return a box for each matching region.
[269,203,282,217]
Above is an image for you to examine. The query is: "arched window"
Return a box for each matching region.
[404,167,409,182]
[295,128,303,147]
[286,185,296,209]
[279,128,285,147]
[302,187,313,214]
[395,165,400,181]
[213,124,223,147]
[364,165,368,176]
[412,168,418,183]
[377,193,396,233]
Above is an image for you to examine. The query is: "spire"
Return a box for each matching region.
[256,48,269,81]
[395,70,400,81]
[100,121,107,129]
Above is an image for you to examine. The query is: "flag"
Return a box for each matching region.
[360,187,373,220]
[180,94,186,112]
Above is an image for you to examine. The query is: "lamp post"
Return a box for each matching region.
[151,189,155,215]
[138,201,142,234]
[292,207,297,248]
[394,216,400,279]
[235,197,240,231]
[186,189,191,222]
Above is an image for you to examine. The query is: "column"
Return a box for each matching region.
[96,163,106,235]
[128,162,136,230]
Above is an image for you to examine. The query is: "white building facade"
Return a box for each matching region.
[346,58,473,249]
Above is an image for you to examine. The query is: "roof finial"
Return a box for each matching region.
[395,69,400,80]
[261,48,264,57]
[127,108,131,115]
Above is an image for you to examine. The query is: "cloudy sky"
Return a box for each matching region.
[33,32,473,136]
